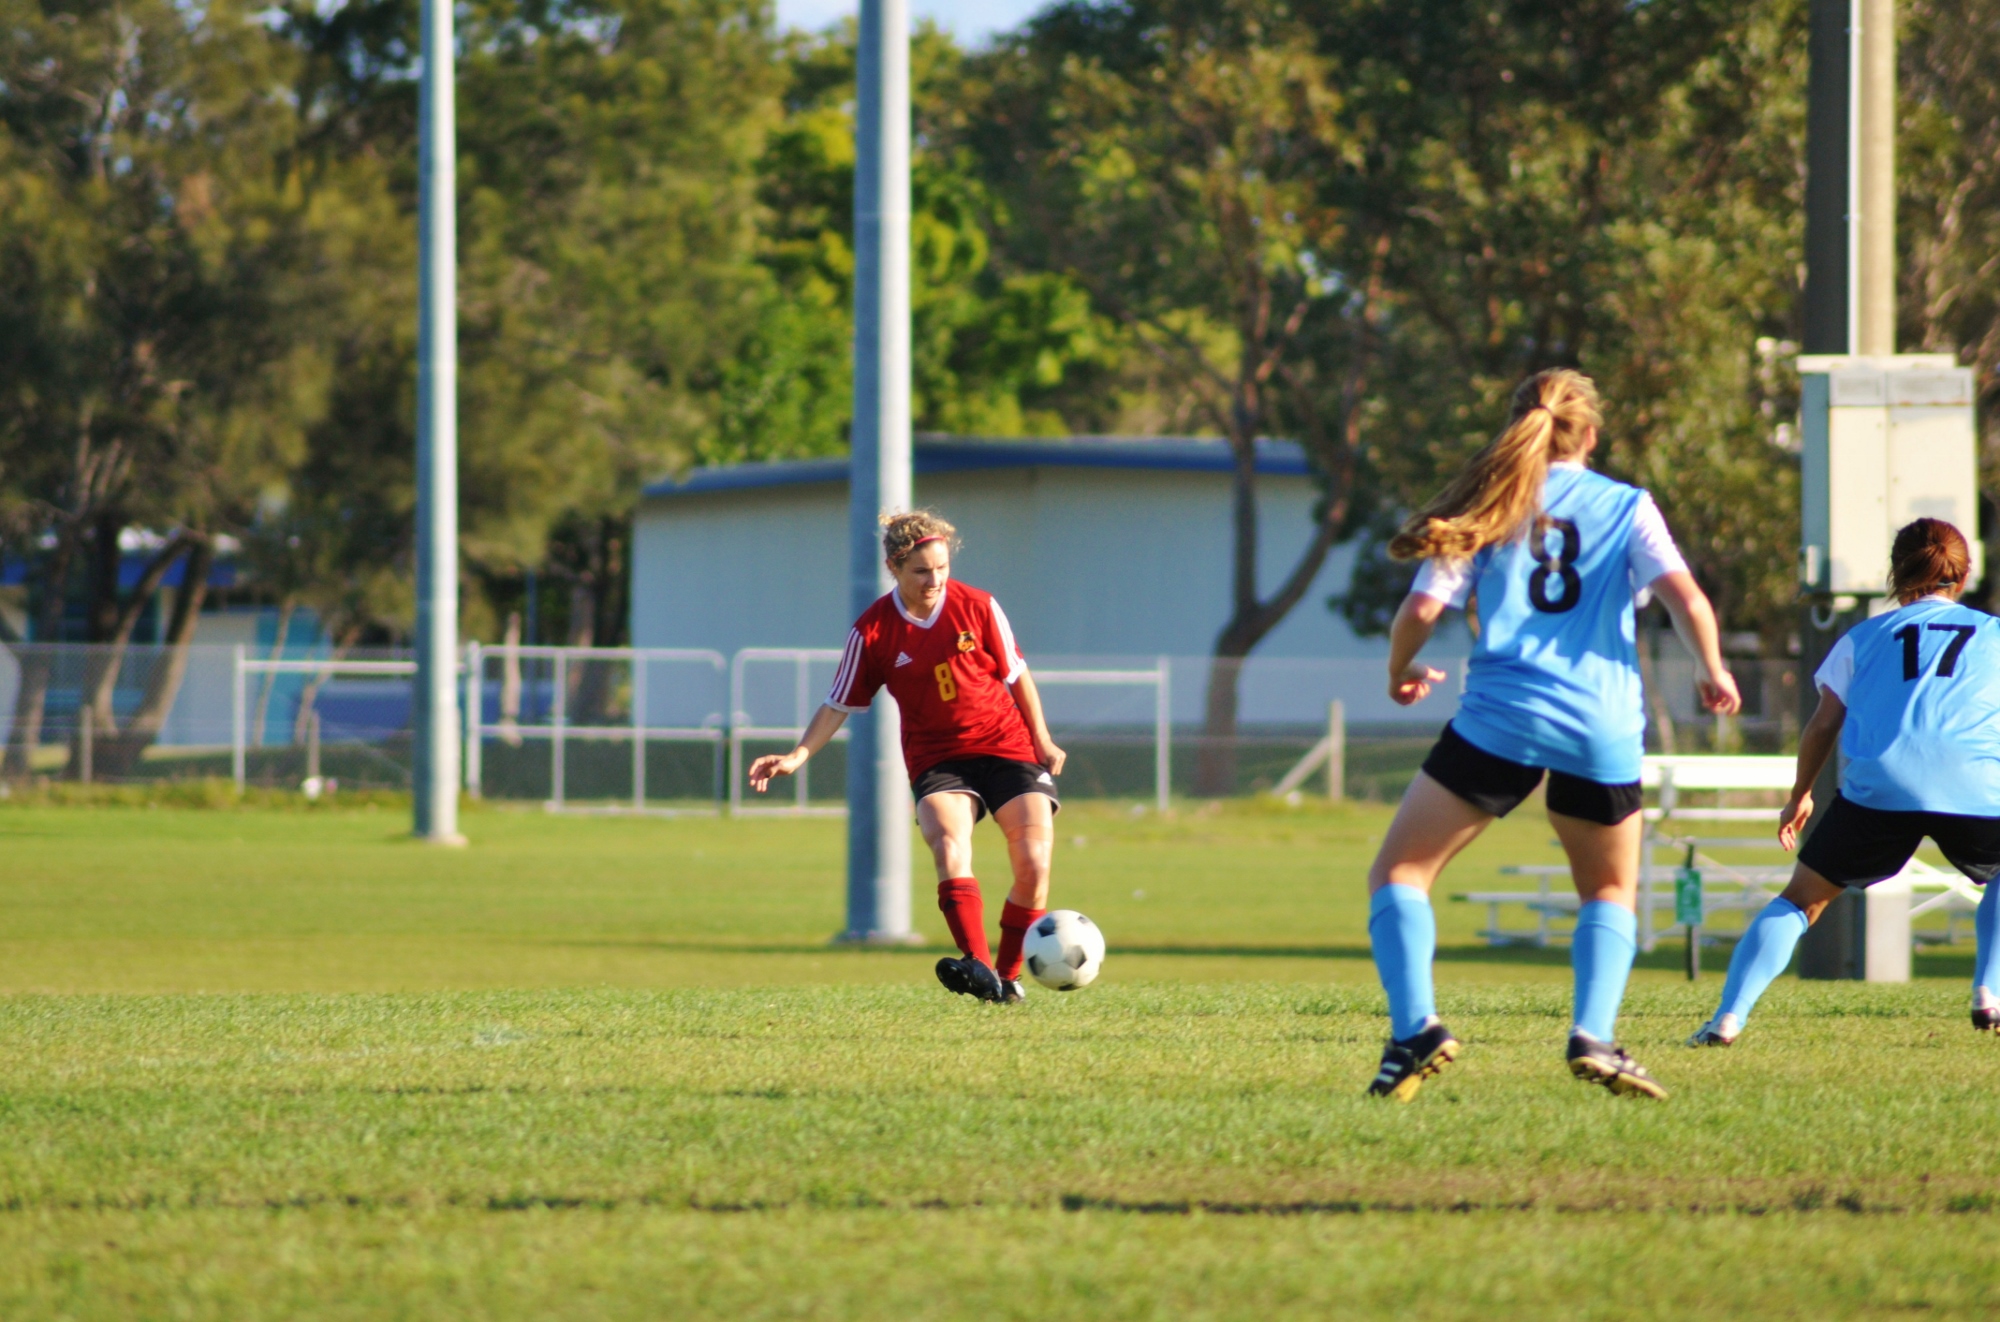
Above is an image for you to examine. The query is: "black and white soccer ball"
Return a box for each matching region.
[1023,909,1105,990]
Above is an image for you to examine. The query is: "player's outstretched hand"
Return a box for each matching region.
[1777,790,1813,851]
[1697,666,1742,715]
[1036,735,1067,778]
[748,751,803,793]
[1390,663,1447,707]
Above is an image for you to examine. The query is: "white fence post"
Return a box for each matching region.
[1155,655,1171,812]
[550,651,567,810]
[464,641,482,797]
[231,644,247,791]
[1326,699,1345,802]
[631,652,646,811]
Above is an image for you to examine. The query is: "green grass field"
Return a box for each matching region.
[0,797,1996,1319]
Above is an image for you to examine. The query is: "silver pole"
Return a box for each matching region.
[1325,699,1345,803]
[463,641,482,797]
[231,644,246,790]
[412,0,463,844]
[632,654,646,811]
[842,0,913,944]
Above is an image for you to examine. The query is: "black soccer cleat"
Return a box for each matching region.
[998,977,1027,1005]
[1567,1033,1668,1099]
[1973,1006,2000,1033]
[1365,1021,1460,1102]
[935,956,1004,1003]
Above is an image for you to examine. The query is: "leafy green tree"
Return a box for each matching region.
[962,1,1393,790]
[708,23,1112,466]
[0,0,343,775]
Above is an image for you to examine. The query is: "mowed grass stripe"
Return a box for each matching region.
[0,984,1995,1213]
[0,802,1995,1319]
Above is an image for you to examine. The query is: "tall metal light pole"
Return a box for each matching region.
[414,0,464,845]
[841,0,913,942]
[1798,0,1893,976]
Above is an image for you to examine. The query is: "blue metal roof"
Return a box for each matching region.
[642,435,1311,499]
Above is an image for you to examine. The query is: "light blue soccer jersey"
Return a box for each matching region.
[1826,599,2000,816]
[1450,466,1648,783]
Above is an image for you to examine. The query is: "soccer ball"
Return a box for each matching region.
[1023,910,1105,990]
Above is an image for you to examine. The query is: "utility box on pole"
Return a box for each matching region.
[1799,355,1982,599]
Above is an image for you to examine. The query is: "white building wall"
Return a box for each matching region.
[632,465,1381,659]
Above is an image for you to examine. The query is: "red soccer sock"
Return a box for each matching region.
[937,878,991,964]
[995,901,1046,982]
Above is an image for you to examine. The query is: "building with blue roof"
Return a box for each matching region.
[631,435,1392,670]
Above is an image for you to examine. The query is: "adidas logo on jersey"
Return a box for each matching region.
[894,652,914,667]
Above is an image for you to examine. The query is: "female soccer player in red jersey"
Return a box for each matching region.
[748,511,1067,1004]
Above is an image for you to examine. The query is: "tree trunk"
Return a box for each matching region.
[3,532,79,777]
[96,538,213,779]
[249,601,296,748]
[1196,429,1263,796]
[72,535,189,777]
[1195,433,1346,796]
[293,624,363,746]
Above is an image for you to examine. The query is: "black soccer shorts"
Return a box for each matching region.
[1798,793,2000,888]
[1420,722,1642,827]
[911,756,1060,822]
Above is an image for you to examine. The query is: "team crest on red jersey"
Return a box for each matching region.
[956,630,977,652]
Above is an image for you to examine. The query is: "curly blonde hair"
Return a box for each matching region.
[880,509,959,567]
[1389,368,1604,561]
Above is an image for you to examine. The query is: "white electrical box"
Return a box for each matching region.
[1799,354,1982,597]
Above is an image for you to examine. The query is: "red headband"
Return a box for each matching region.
[908,535,945,551]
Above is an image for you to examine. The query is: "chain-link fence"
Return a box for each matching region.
[0,640,1806,802]
[0,643,419,789]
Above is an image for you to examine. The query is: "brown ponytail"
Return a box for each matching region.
[1388,368,1604,562]
[1889,518,1970,604]
[880,509,958,567]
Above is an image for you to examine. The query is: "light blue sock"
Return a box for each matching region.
[1570,901,1637,1043]
[1975,883,2000,998]
[1369,884,1437,1040]
[1717,897,1810,1024]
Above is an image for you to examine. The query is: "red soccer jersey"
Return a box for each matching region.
[826,581,1039,779]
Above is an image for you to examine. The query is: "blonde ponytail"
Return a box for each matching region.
[1389,369,1604,562]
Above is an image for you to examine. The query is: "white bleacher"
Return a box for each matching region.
[1454,755,1983,951]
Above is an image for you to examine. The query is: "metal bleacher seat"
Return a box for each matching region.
[1454,755,1983,951]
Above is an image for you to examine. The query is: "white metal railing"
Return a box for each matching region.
[729,648,849,817]
[1034,658,1171,813]
[231,643,1172,814]
[231,647,420,789]
[465,643,727,816]
[728,650,1171,816]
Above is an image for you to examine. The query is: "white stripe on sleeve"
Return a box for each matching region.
[824,627,870,711]
[1814,632,1855,702]
[1629,494,1689,591]
[990,598,1028,684]
[1411,557,1472,609]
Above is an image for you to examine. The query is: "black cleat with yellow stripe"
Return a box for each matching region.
[1566,1032,1668,1099]
[1365,1021,1461,1102]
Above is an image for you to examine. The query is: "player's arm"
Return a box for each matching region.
[1387,592,1450,706]
[1779,688,1847,851]
[748,704,849,792]
[1008,669,1066,776]
[1648,570,1742,715]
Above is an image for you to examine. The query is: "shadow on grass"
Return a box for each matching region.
[539,935,1980,978]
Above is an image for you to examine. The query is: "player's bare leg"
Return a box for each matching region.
[1366,772,1495,898]
[990,792,1055,1002]
[918,792,1001,1002]
[1550,808,1664,1098]
[1364,772,1492,1098]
